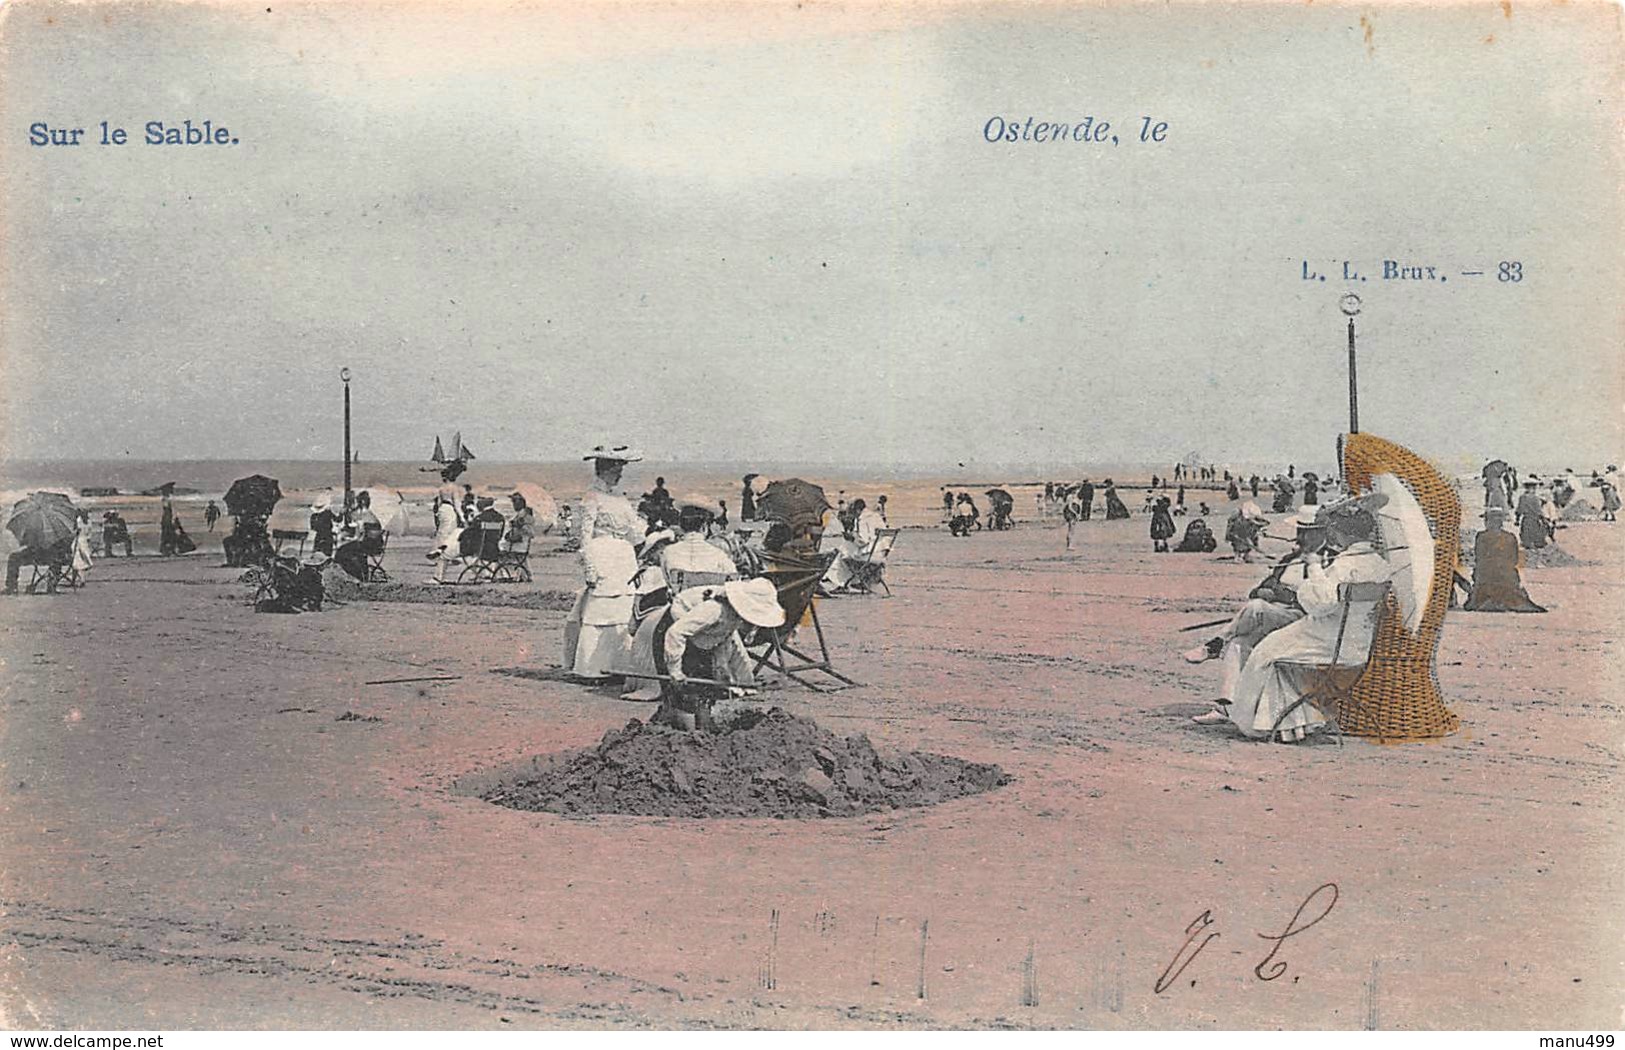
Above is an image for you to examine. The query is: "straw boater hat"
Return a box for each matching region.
[583,444,643,463]
[722,578,786,628]
[311,492,333,514]
[1291,506,1324,531]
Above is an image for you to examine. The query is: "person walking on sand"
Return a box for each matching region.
[1062,488,1084,550]
[204,500,221,532]
[1079,478,1095,521]
[428,489,463,581]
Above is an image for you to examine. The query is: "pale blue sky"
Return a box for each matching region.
[2,1,1619,471]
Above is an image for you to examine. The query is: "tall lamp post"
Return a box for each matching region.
[338,368,351,526]
[1339,293,1362,434]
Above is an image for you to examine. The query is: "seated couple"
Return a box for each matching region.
[1183,497,1394,742]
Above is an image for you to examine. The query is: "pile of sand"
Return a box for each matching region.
[1524,543,1585,568]
[481,708,1010,819]
[1559,499,1599,522]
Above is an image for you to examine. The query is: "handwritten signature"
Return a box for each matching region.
[1155,882,1339,994]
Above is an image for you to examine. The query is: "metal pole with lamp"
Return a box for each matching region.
[341,367,353,525]
[1340,293,1361,434]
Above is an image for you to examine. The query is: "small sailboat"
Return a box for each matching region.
[421,432,477,483]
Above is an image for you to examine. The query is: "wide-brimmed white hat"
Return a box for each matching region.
[310,492,333,514]
[1292,506,1324,530]
[723,577,785,628]
[1239,500,1266,521]
[583,444,643,463]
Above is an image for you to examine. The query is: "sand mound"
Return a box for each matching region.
[479,708,1011,819]
[1524,543,1585,568]
[1559,499,1598,522]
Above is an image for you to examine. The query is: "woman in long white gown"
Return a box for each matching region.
[1227,505,1395,741]
[562,446,647,679]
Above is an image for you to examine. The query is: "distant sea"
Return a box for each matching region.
[0,457,1265,534]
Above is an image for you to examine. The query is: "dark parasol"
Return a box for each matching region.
[6,492,78,551]
[755,478,832,534]
[223,474,284,519]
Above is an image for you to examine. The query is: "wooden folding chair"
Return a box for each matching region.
[744,549,859,691]
[363,525,390,581]
[271,529,309,558]
[1271,580,1391,746]
[457,522,508,583]
[839,528,900,596]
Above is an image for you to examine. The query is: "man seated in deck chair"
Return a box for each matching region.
[458,497,505,562]
[660,501,739,594]
[1191,497,1396,741]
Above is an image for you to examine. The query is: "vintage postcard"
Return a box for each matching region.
[0,0,1620,1035]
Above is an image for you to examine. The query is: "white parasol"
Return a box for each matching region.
[1368,472,1434,634]
[511,483,560,533]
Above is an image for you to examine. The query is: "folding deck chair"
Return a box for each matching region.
[457,522,508,583]
[1270,580,1391,746]
[271,528,309,558]
[362,524,390,581]
[744,548,859,691]
[838,527,900,596]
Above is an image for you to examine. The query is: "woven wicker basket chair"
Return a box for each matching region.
[1337,432,1461,740]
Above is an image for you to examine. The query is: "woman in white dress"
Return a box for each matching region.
[562,445,647,680]
[428,489,463,582]
[1226,503,1395,741]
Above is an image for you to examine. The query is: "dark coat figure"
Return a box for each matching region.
[101,512,133,557]
[1176,484,1186,508]
[310,508,337,556]
[1271,478,1295,514]
[1103,483,1130,520]
[459,500,506,559]
[1249,475,1260,497]
[1464,511,1545,612]
[171,517,197,555]
[1515,487,1549,549]
[1302,478,1319,506]
[159,499,177,556]
[1227,479,1240,502]
[224,514,271,567]
[204,501,221,532]
[1150,498,1176,551]
[1079,481,1096,520]
[741,475,759,521]
[1174,518,1218,552]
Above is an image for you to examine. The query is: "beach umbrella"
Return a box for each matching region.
[1301,472,1320,483]
[6,492,78,551]
[984,488,1014,508]
[1367,473,1433,634]
[223,474,283,518]
[756,478,831,533]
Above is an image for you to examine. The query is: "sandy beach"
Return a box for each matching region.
[2,495,1619,1029]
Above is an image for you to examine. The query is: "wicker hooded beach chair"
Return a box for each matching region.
[1336,432,1461,740]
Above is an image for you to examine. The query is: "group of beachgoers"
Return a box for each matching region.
[1175,456,1603,743]
[559,446,810,728]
